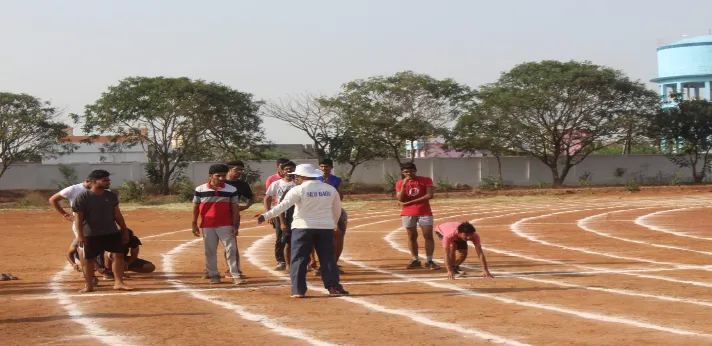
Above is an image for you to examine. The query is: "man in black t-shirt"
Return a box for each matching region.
[73,170,133,293]
[226,160,255,211]
[217,160,254,280]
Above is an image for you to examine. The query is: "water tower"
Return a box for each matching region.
[651,34,712,101]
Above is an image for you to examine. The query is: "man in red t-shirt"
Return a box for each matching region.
[435,221,494,280]
[395,162,439,270]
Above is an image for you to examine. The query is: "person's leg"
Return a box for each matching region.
[202,228,221,281]
[289,228,313,296]
[274,218,286,269]
[403,217,421,268]
[101,232,133,290]
[419,217,438,269]
[80,236,100,293]
[334,209,347,263]
[216,226,243,284]
[313,229,343,292]
[127,258,156,273]
[282,230,291,271]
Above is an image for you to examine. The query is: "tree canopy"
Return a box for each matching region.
[475,60,660,187]
[73,76,266,194]
[0,92,75,179]
[326,71,474,165]
[649,95,712,184]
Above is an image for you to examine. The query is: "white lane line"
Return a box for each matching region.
[374,215,712,339]
[634,207,712,241]
[578,208,712,256]
[384,218,712,309]
[162,238,336,346]
[346,252,712,339]
[49,266,136,345]
[244,215,531,346]
[512,207,712,271]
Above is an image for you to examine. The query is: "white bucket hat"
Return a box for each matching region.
[288,164,323,178]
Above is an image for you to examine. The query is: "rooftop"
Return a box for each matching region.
[658,35,712,51]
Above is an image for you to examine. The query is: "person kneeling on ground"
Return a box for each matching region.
[435,221,494,280]
[101,229,156,277]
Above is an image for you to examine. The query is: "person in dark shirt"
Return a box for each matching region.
[73,170,133,293]
[225,160,255,211]
[98,229,156,278]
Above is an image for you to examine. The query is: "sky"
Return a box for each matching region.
[2,0,712,144]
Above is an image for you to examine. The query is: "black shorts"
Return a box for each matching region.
[84,232,124,259]
[275,218,292,244]
[127,258,152,271]
[435,231,468,250]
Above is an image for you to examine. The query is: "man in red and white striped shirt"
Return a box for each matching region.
[192,164,245,285]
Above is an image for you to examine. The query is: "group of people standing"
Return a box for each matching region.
[48,158,493,296]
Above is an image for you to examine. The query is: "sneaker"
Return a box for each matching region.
[103,273,115,281]
[327,287,349,297]
[406,260,422,269]
[452,267,466,278]
[425,260,440,270]
[92,276,100,286]
[210,276,221,284]
[274,262,286,271]
[233,277,247,285]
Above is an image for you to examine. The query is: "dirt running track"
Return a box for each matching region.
[2,193,712,345]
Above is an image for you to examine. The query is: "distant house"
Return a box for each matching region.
[42,128,147,164]
[404,137,484,159]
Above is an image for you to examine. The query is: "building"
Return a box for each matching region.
[651,34,712,102]
[404,137,484,158]
[43,128,147,164]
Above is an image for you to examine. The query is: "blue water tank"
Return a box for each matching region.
[656,35,712,79]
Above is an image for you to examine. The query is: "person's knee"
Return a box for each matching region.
[456,250,468,261]
[143,262,156,273]
[421,227,434,240]
[406,228,419,240]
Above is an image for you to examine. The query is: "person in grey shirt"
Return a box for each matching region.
[73,170,133,293]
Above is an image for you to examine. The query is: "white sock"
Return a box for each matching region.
[426,256,433,262]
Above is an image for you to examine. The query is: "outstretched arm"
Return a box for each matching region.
[474,242,494,278]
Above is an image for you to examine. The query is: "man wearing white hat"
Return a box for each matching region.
[256,163,349,298]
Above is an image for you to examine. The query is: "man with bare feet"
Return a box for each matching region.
[395,162,439,270]
[73,170,133,292]
[435,221,494,280]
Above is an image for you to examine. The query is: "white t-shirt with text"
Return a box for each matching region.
[266,179,296,204]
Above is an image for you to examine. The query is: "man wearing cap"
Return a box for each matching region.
[256,163,349,298]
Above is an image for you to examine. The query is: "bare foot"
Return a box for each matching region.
[79,286,94,293]
[113,283,134,291]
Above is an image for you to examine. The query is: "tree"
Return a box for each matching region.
[649,95,712,184]
[475,60,660,187]
[447,105,516,187]
[326,71,474,165]
[73,76,266,194]
[261,93,338,160]
[0,92,75,179]
[262,93,387,177]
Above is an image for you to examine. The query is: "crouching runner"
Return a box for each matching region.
[435,221,494,280]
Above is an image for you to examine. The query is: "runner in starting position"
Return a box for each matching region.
[435,221,494,280]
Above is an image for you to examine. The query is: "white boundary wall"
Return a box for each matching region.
[0,155,698,190]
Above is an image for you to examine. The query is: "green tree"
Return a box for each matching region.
[649,96,712,184]
[447,105,516,187]
[327,71,474,165]
[73,76,266,194]
[0,92,75,179]
[475,60,660,187]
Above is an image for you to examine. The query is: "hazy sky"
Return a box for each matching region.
[2,0,712,144]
